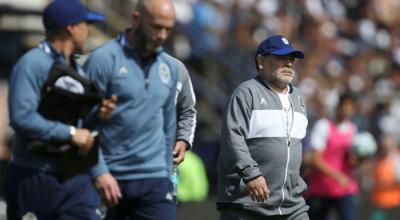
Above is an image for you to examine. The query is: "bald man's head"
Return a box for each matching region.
[136,0,176,20]
[129,0,176,57]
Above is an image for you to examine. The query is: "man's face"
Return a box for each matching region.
[338,99,356,120]
[69,21,90,54]
[259,54,296,89]
[134,11,175,54]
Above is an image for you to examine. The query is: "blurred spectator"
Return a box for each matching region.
[190,0,229,57]
[177,151,209,202]
[370,134,400,220]
[0,82,11,162]
[307,93,359,220]
[0,81,11,200]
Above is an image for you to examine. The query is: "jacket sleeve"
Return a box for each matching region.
[220,90,262,182]
[89,148,109,178]
[82,51,113,129]
[84,51,113,178]
[8,57,70,141]
[175,62,196,149]
[164,71,178,176]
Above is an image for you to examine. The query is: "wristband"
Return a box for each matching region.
[70,126,76,138]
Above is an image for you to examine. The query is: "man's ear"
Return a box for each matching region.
[256,55,264,69]
[65,24,75,36]
[256,55,263,65]
[131,11,140,28]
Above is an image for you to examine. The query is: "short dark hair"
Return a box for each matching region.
[338,92,356,106]
[45,27,68,40]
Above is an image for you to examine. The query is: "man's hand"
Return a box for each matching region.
[71,128,94,155]
[245,176,270,202]
[98,95,117,121]
[94,173,122,207]
[173,140,187,165]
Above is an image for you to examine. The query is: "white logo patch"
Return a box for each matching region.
[282,37,289,45]
[54,76,84,94]
[119,66,128,75]
[159,63,171,84]
[298,96,306,112]
[260,98,267,105]
[22,212,37,220]
[166,192,173,201]
[96,204,108,219]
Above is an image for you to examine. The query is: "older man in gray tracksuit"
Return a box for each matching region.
[217,35,309,220]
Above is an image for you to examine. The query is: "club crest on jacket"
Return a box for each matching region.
[159,63,171,84]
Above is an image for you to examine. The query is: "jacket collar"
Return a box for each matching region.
[38,39,83,75]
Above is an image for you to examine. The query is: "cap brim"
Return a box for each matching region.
[85,10,105,22]
[271,48,304,58]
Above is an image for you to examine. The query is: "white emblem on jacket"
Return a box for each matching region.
[22,212,37,220]
[260,98,267,105]
[298,96,306,112]
[159,63,171,84]
[119,66,128,75]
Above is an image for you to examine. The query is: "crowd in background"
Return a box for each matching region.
[1,0,400,219]
[170,0,400,137]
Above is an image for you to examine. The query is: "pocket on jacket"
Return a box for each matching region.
[288,172,307,197]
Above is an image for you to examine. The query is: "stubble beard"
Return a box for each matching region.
[264,70,294,90]
[134,24,160,56]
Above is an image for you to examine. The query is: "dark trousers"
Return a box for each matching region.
[5,164,100,220]
[105,178,176,220]
[220,208,309,220]
[307,194,357,220]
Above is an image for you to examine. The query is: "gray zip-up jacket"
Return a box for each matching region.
[176,64,196,148]
[217,76,309,216]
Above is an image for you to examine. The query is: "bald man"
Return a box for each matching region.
[84,0,196,219]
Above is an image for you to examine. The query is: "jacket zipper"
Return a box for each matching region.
[278,96,294,214]
[143,61,152,90]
